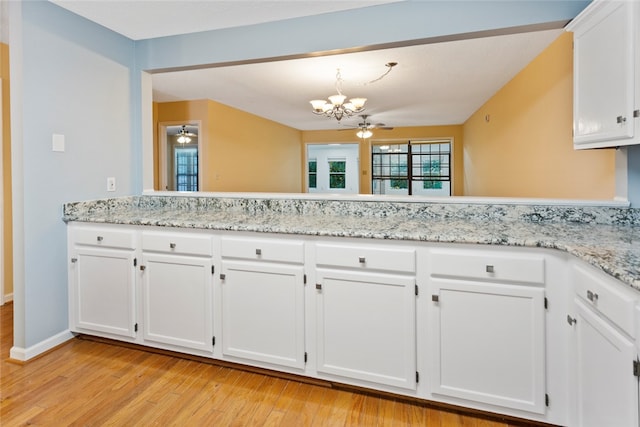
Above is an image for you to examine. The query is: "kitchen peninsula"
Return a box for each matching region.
[64,194,640,426]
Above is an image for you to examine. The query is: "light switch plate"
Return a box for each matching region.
[107,177,116,192]
[52,134,65,152]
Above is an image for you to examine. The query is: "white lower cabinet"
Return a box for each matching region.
[68,225,137,339]
[313,241,417,390]
[219,260,305,369]
[315,269,417,389]
[140,231,214,353]
[219,236,306,369]
[428,248,547,415]
[429,279,546,413]
[569,263,640,427]
[66,223,640,426]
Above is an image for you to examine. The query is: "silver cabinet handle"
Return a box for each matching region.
[169,242,176,249]
[617,115,627,124]
[220,273,226,280]
[486,265,494,273]
[96,236,104,242]
[140,265,146,271]
[71,258,78,263]
[359,257,366,264]
[567,315,577,326]
[587,290,599,302]
[256,248,262,256]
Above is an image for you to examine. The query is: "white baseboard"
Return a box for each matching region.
[9,329,74,361]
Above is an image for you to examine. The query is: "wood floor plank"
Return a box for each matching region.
[0,302,540,426]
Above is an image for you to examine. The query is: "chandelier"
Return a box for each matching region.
[310,69,366,122]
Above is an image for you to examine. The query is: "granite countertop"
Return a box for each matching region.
[63,195,640,291]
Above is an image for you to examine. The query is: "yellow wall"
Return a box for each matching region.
[1,42,12,299]
[155,100,303,193]
[462,32,615,199]
[302,125,464,195]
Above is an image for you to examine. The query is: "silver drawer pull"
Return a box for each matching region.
[169,242,176,249]
[96,236,104,242]
[486,265,494,273]
[359,257,366,264]
[617,115,627,124]
[256,248,262,256]
[587,290,599,302]
[71,257,78,263]
[567,315,577,326]
[220,273,226,280]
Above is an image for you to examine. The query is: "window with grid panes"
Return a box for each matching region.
[371,140,451,196]
[308,159,317,189]
[328,159,346,189]
[175,147,198,192]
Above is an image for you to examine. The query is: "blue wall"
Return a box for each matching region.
[14,0,619,351]
[12,1,135,348]
[629,145,640,205]
[137,1,590,71]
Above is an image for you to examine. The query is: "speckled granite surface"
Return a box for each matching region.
[63,195,640,291]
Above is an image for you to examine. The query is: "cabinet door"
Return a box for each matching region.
[141,253,213,352]
[70,247,137,338]
[572,1,636,146]
[430,279,546,414]
[573,298,639,427]
[316,269,416,390]
[220,260,305,369]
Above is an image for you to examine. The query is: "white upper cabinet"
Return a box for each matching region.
[567,0,640,149]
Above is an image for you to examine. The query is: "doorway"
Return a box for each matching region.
[158,122,201,191]
[306,144,359,194]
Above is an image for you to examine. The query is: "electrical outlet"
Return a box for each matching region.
[107,177,116,192]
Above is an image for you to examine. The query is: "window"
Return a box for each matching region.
[328,159,346,189]
[174,147,198,192]
[412,142,451,193]
[308,159,317,189]
[371,140,451,196]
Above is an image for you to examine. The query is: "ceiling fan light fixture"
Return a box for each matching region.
[356,129,373,139]
[176,125,193,144]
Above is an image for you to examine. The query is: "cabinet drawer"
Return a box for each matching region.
[73,227,135,249]
[220,237,304,264]
[430,249,545,285]
[142,231,212,256]
[573,264,636,336]
[315,243,415,273]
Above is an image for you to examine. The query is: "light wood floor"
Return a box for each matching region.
[0,303,538,426]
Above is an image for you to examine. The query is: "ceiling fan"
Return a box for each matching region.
[340,114,394,139]
[175,124,198,143]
